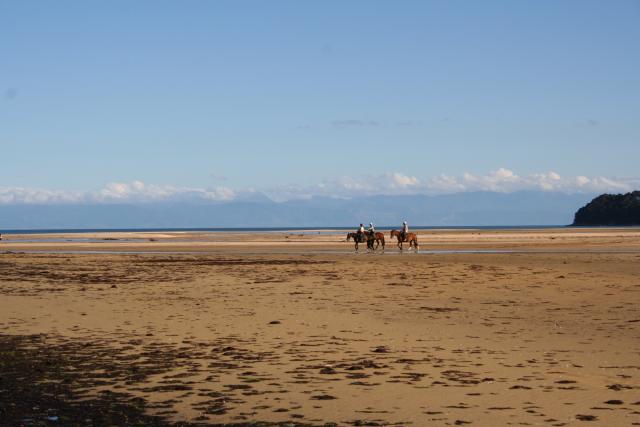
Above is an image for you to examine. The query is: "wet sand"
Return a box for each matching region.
[1,229,639,426]
[2,227,640,254]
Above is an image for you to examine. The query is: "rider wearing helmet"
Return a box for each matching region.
[401,221,408,242]
[367,222,376,243]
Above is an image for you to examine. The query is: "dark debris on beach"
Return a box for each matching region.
[0,334,334,427]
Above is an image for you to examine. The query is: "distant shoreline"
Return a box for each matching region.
[0,224,584,234]
[0,225,580,234]
[3,224,640,235]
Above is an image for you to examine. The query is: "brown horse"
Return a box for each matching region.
[370,231,385,250]
[346,232,385,251]
[390,229,419,251]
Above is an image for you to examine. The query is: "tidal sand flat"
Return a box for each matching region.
[1,229,639,426]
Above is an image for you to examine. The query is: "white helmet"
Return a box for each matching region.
[369,222,373,226]
[403,221,407,224]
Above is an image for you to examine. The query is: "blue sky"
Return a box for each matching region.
[1,1,639,202]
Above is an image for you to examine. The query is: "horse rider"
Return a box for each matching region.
[357,223,365,242]
[368,222,375,235]
[401,221,409,242]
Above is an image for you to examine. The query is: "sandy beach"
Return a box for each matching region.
[1,228,639,426]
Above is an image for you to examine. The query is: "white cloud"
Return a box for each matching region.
[388,172,420,188]
[0,170,638,205]
[267,169,639,200]
[454,168,521,192]
[424,169,640,195]
[0,181,236,205]
[91,181,236,203]
[263,172,422,201]
[0,187,84,204]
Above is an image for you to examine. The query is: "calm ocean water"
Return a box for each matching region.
[1,225,630,235]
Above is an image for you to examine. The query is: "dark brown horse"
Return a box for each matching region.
[346,232,385,251]
[390,229,419,251]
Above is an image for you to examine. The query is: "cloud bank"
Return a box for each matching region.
[0,181,236,205]
[1,169,638,205]
[262,169,639,201]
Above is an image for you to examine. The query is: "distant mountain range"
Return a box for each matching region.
[0,191,597,229]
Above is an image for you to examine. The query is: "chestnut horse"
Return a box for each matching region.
[390,229,419,251]
[346,232,385,251]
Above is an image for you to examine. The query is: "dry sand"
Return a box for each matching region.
[1,228,639,426]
